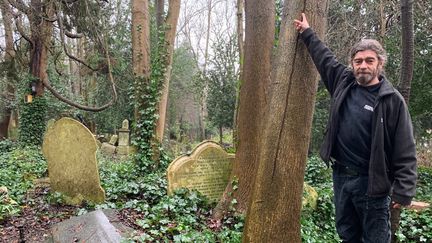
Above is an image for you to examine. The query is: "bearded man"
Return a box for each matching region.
[294,13,417,243]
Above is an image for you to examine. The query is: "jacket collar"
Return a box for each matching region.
[377,75,395,98]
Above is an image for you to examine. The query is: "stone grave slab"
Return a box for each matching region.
[167,141,234,201]
[50,210,122,243]
[42,117,105,205]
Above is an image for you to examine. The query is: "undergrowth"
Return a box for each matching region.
[1,142,431,242]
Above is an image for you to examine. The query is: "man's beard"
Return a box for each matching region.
[355,67,380,86]
[355,73,374,86]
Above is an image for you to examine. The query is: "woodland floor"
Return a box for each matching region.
[0,186,145,243]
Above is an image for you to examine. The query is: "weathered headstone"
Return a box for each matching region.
[117,120,130,156]
[167,141,234,201]
[109,134,118,146]
[50,210,123,243]
[42,117,105,205]
[101,142,116,155]
[117,119,130,146]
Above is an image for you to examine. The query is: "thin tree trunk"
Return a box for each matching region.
[156,0,165,30]
[0,0,16,139]
[398,0,414,104]
[212,0,244,220]
[155,0,181,143]
[243,1,328,242]
[391,1,414,241]
[232,0,244,147]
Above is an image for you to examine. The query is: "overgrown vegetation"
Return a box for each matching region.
[1,143,431,242]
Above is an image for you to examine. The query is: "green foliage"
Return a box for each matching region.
[128,188,243,242]
[132,26,167,170]
[0,146,47,201]
[98,157,167,205]
[310,86,330,153]
[301,187,339,243]
[206,35,238,136]
[0,139,14,153]
[18,90,47,146]
[302,156,339,242]
[415,166,432,202]
[304,155,331,186]
[397,208,432,243]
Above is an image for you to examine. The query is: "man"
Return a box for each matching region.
[294,13,417,243]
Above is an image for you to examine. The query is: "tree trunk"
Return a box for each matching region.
[231,0,275,213]
[0,0,16,139]
[398,0,414,104]
[156,0,165,30]
[232,0,244,147]
[132,0,151,120]
[29,0,54,95]
[243,1,328,242]
[391,1,414,241]
[155,0,181,143]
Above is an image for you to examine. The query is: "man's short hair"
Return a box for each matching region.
[349,39,387,66]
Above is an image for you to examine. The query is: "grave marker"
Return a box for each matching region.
[167,141,234,201]
[42,117,105,205]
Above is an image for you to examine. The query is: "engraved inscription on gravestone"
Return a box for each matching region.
[167,141,234,201]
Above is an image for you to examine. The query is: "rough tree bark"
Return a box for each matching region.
[0,0,16,139]
[27,0,54,96]
[226,0,275,214]
[397,0,414,104]
[391,1,414,242]
[243,1,328,242]
[155,0,181,143]
[156,0,165,29]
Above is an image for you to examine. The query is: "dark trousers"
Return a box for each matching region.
[332,164,391,243]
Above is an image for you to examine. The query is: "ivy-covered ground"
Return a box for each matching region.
[1,140,431,242]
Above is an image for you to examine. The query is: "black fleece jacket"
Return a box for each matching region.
[300,28,417,205]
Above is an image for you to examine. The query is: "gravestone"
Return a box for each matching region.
[109,135,118,145]
[117,119,130,155]
[118,119,130,146]
[50,210,126,243]
[101,142,116,155]
[167,141,234,201]
[42,117,105,205]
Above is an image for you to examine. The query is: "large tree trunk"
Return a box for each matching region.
[243,1,328,242]
[391,1,414,242]
[230,0,275,213]
[0,0,16,139]
[155,0,181,143]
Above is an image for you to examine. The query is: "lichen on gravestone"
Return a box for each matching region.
[167,141,234,201]
[42,117,105,205]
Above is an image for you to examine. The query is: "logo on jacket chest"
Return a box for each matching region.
[363,104,374,112]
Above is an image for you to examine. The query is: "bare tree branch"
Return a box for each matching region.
[65,30,84,38]
[43,40,117,112]
[7,0,29,14]
[56,11,99,71]
[14,14,33,47]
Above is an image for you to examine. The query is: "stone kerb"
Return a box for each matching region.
[42,117,105,205]
[167,141,234,202]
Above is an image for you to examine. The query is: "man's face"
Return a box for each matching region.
[352,50,383,86]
